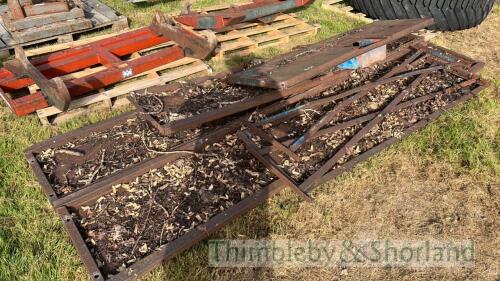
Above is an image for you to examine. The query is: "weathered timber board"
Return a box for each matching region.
[0,0,127,54]
[11,18,93,43]
[321,0,374,23]
[4,8,85,32]
[23,2,70,17]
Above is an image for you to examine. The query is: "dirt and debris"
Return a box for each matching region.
[246,49,471,183]
[260,75,472,182]
[131,78,266,125]
[35,118,209,196]
[75,134,276,275]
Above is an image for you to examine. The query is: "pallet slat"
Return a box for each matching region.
[82,0,120,21]
[214,14,319,60]
[12,18,93,44]
[0,21,14,45]
[4,8,86,32]
[321,0,374,23]
[0,0,127,57]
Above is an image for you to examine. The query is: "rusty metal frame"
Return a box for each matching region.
[23,29,490,281]
[237,128,312,202]
[316,79,489,189]
[55,176,287,281]
[24,109,235,208]
[253,38,485,151]
[235,39,487,198]
[129,69,351,136]
[251,43,419,126]
[238,74,486,197]
[27,80,488,281]
[286,65,445,151]
[228,18,435,89]
[25,108,279,280]
[46,78,488,281]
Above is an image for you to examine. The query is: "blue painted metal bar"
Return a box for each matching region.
[338,45,387,70]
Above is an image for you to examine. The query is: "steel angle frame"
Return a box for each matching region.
[44,77,487,280]
[237,56,486,196]
[129,69,351,136]
[317,79,489,188]
[227,18,435,89]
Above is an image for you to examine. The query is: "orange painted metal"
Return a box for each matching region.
[0,27,182,116]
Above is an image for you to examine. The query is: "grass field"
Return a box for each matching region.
[0,1,498,280]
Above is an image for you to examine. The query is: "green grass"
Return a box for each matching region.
[0,1,498,280]
[404,85,499,175]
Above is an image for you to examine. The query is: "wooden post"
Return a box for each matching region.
[7,0,25,20]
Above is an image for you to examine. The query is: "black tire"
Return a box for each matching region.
[349,0,495,31]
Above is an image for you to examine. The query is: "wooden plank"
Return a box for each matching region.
[321,0,373,23]
[24,2,69,17]
[12,18,93,43]
[0,21,15,45]
[269,18,306,30]
[0,5,9,14]
[7,0,25,20]
[253,31,288,43]
[80,0,119,22]
[218,38,257,59]
[281,24,318,37]
[6,8,85,31]
[217,25,277,42]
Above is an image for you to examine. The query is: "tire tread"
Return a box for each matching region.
[349,0,495,31]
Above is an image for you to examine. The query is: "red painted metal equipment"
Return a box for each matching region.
[174,0,314,30]
[150,12,217,60]
[0,13,217,116]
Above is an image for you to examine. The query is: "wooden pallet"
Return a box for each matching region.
[35,57,209,125]
[23,13,320,60]
[214,13,319,60]
[0,0,128,58]
[321,0,374,23]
